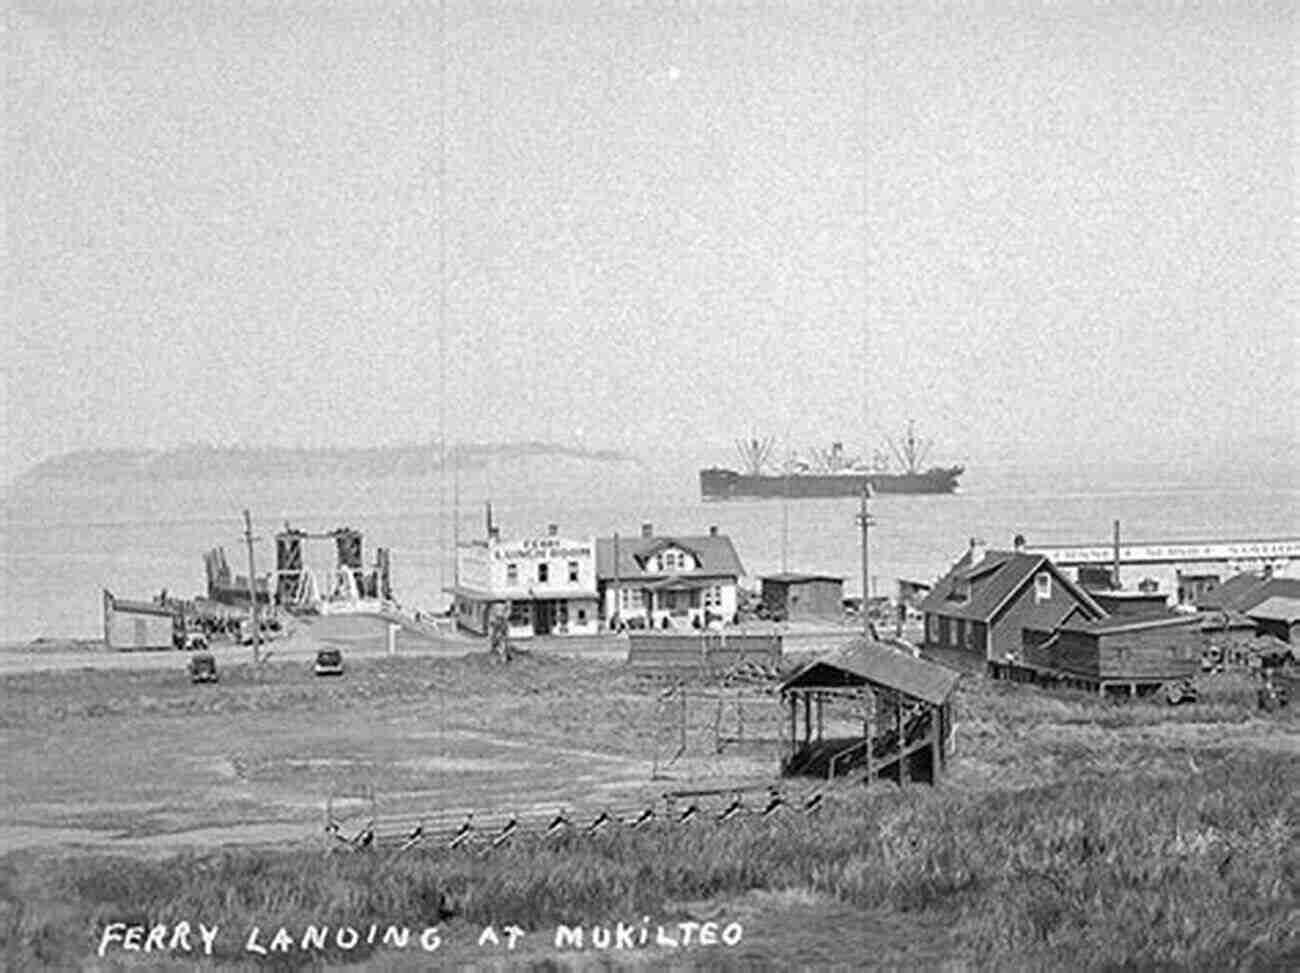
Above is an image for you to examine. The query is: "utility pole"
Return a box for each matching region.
[452,451,461,587]
[781,453,790,573]
[612,532,621,631]
[243,509,263,665]
[856,484,875,638]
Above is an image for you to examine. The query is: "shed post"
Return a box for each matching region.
[788,694,798,760]
[862,700,872,786]
[896,690,907,787]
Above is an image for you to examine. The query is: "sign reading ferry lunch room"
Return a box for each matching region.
[493,538,594,560]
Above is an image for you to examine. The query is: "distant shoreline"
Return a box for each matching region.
[12,441,640,486]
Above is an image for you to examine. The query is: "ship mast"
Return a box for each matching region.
[735,434,776,476]
[887,420,933,475]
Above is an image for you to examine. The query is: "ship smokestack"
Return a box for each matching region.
[641,523,653,539]
[709,525,718,536]
[547,523,558,537]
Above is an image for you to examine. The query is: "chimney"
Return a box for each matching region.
[547,523,558,537]
[708,525,718,537]
[488,525,500,542]
[641,522,653,539]
[1013,533,1026,553]
[968,537,987,567]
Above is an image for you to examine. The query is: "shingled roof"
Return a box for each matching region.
[1247,596,1300,625]
[918,549,1103,623]
[595,533,745,581]
[780,637,961,706]
[1197,574,1300,613]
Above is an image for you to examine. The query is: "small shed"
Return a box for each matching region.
[103,589,176,651]
[778,638,960,786]
[1247,597,1300,644]
[1025,613,1203,696]
[760,573,844,621]
[1091,589,1170,618]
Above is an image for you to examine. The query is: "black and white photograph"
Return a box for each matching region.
[2,0,1296,968]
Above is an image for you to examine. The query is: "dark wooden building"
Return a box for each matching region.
[919,539,1105,674]
[778,638,960,786]
[1248,597,1300,644]
[1091,589,1171,617]
[1021,613,1203,696]
[759,573,844,621]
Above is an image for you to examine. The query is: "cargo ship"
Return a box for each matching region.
[700,425,963,500]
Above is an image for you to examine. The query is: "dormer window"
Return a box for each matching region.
[950,579,970,603]
[1035,572,1051,601]
[661,549,692,572]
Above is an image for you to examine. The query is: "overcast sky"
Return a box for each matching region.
[4,0,1296,480]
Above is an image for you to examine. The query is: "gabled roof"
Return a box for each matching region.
[596,533,745,581]
[1247,596,1300,625]
[919,549,1104,623]
[1195,573,1300,613]
[779,637,961,706]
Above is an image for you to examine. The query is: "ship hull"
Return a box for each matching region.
[700,466,963,500]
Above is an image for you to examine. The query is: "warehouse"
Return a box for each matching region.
[103,589,176,651]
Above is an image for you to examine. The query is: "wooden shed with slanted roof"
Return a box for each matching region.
[759,573,844,620]
[778,638,961,786]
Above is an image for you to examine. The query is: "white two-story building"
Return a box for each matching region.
[447,524,599,638]
[596,524,744,631]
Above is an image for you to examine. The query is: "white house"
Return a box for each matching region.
[447,524,599,638]
[596,524,745,631]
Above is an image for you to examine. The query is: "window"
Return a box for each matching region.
[704,586,722,608]
[537,562,549,583]
[926,614,937,644]
[577,608,587,623]
[1035,572,1052,600]
[661,551,679,571]
[568,561,579,583]
[506,563,518,585]
[951,579,970,603]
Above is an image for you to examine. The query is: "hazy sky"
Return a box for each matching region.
[5,0,1296,480]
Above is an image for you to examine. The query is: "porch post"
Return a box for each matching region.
[816,694,824,741]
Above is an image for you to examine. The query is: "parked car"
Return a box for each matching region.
[314,648,344,677]
[189,652,219,684]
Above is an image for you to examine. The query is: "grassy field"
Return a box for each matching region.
[1,648,1296,969]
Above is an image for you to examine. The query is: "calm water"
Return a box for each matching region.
[2,450,1296,642]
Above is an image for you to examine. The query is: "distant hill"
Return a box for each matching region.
[16,441,638,484]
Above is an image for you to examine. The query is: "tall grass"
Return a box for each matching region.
[4,751,1295,969]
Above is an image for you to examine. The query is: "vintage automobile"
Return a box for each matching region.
[314,648,345,677]
[188,652,219,684]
